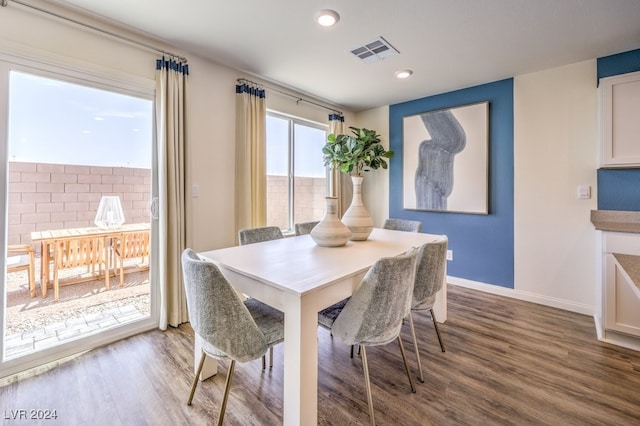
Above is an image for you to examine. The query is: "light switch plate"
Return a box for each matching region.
[577,185,591,199]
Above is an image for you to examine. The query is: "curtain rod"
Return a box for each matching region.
[2,0,187,63]
[237,78,343,116]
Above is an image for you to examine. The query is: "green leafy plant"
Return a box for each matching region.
[322,127,394,176]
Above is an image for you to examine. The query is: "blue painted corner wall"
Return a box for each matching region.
[597,169,640,211]
[597,48,640,82]
[597,48,640,211]
[389,79,514,288]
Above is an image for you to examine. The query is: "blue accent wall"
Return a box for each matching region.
[597,48,640,212]
[389,79,514,288]
[597,48,640,83]
[597,169,640,211]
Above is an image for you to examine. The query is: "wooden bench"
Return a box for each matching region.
[112,231,151,286]
[52,236,109,301]
[31,223,150,301]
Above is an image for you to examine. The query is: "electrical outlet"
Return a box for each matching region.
[446,250,453,261]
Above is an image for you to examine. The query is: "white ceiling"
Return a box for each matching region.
[52,0,640,112]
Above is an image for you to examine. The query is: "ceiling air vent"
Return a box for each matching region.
[350,36,399,64]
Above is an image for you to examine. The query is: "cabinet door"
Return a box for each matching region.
[605,253,640,336]
[601,71,640,167]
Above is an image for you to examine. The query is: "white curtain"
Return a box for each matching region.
[328,113,350,216]
[235,80,267,233]
[156,57,189,329]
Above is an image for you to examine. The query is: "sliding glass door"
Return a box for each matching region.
[0,58,159,378]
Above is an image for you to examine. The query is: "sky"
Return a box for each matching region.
[266,114,326,178]
[8,71,152,169]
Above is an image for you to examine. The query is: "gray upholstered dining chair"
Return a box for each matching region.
[181,249,284,426]
[294,220,319,236]
[238,226,283,245]
[407,236,448,383]
[317,250,419,425]
[382,218,423,233]
[238,225,283,368]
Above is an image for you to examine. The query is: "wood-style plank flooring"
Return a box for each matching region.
[2,285,640,425]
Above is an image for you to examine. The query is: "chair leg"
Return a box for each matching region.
[28,251,36,298]
[53,248,60,302]
[430,308,446,352]
[261,348,273,370]
[349,344,360,358]
[119,248,124,287]
[217,360,236,426]
[408,313,424,383]
[104,255,110,291]
[397,336,416,393]
[359,345,376,426]
[188,350,207,405]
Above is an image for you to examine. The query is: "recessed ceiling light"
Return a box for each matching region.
[395,69,413,79]
[316,9,340,27]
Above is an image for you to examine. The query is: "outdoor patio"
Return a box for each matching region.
[4,254,150,359]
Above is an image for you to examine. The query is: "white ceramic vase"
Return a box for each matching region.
[342,175,374,241]
[310,197,352,247]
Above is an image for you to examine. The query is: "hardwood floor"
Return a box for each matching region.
[2,285,640,425]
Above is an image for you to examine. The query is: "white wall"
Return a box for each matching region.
[513,60,598,312]
[266,88,354,126]
[0,3,153,78]
[353,106,390,227]
[183,55,238,251]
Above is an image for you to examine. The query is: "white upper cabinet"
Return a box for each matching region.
[600,70,640,167]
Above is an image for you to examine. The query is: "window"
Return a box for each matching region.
[266,112,327,232]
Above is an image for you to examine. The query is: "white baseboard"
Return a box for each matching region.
[593,315,640,352]
[598,330,640,352]
[593,314,604,340]
[448,276,595,316]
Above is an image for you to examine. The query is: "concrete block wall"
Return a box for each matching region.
[8,162,151,248]
[267,175,326,230]
[294,177,326,224]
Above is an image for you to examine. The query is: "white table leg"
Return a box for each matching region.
[194,334,218,380]
[283,293,317,426]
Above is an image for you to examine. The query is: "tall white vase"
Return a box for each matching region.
[342,175,374,241]
[310,197,352,247]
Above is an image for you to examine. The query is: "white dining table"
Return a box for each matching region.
[198,227,447,425]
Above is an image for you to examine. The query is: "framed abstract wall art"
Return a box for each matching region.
[402,101,489,214]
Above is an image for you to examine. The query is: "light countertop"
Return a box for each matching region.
[590,210,640,234]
